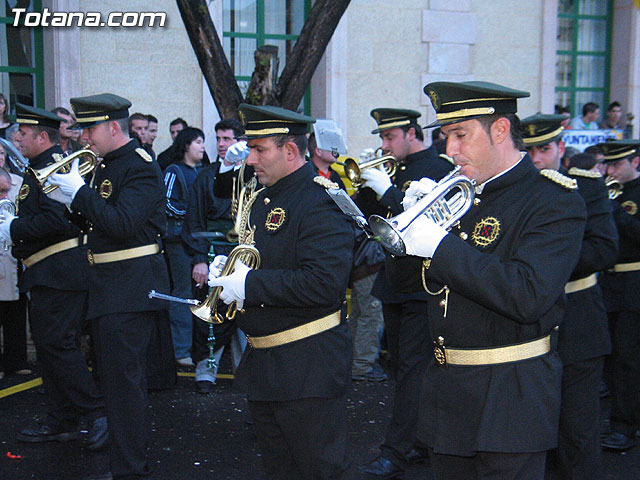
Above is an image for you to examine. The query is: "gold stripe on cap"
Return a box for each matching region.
[246,127,290,135]
[436,107,496,121]
[522,127,564,146]
[16,118,39,125]
[442,97,513,106]
[248,119,297,124]
[77,115,110,122]
[605,149,637,161]
[377,120,411,129]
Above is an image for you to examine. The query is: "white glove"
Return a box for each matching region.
[361,166,392,196]
[208,259,250,310]
[403,215,448,258]
[225,141,250,164]
[207,255,228,285]
[359,148,375,162]
[402,177,438,211]
[0,211,16,245]
[47,158,85,204]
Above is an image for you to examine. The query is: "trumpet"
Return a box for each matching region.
[343,148,397,188]
[368,166,475,256]
[31,148,98,194]
[605,176,623,200]
[0,198,16,251]
[190,245,261,324]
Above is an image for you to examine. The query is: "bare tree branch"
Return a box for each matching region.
[277,0,351,110]
[176,0,244,119]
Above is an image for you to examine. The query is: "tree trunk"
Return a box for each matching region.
[244,45,280,106]
[277,0,351,110]
[176,0,244,119]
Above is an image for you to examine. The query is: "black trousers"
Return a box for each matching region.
[608,311,640,437]
[92,311,154,478]
[380,300,430,467]
[249,395,348,479]
[551,356,605,480]
[428,449,546,480]
[0,293,28,373]
[29,286,103,427]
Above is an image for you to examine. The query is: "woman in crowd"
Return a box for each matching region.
[163,127,205,366]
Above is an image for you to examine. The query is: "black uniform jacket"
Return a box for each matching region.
[389,155,586,456]
[11,145,88,292]
[358,146,453,303]
[71,140,169,319]
[234,162,355,401]
[559,168,617,365]
[600,176,640,313]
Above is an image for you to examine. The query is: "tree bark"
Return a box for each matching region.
[176,0,244,119]
[245,45,280,106]
[277,0,351,110]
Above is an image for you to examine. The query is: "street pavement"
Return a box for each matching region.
[1,354,638,479]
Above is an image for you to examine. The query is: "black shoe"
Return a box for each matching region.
[602,432,634,451]
[85,416,108,451]
[195,380,214,394]
[357,456,404,478]
[406,447,428,464]
[17,423,80,443]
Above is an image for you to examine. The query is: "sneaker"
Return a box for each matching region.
[352,363,388,382]
[176,357,195,367]
[601,432,634,451]
[18,423,80,443]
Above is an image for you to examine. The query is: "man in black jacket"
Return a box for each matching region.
[390,81,586,479]
[46,93,170,479]
[210,104,354,479]
[522,114,618,479]
[0,104,107,450]
[357,108,453,478]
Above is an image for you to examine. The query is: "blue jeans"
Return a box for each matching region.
[165,241,193,359]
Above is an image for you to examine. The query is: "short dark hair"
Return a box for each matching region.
[477,113,524,150]
[215,118,244,139]
[30,125,60,144]
[584,145,603,157]
[582,102,599,116]
[568,152,597,170]
[272,134,308,158]
[129,112,148,128]
[401,123,424,142]
[308,133,318,154]
[146,114,158,124]
[51,106,72,117]
[607,101,621,112]
[172,127,205,163]
[170,117,188,129]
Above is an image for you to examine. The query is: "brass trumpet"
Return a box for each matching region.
[31,148,98,194]
[369,166,475,256]
[190,245,261,324]
[605,176,623,200]
[343,148,397,188]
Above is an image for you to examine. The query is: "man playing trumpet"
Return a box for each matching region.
[387,82,587,479]
[0,104,107,450]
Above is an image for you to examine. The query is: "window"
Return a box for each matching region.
[222,0,311,112]
[0,0,45,113]
[555,0,612,119]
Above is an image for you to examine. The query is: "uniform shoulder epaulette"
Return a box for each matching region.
[135,148,153,163]
[313,176,339,189]
[539,169,578,190]
[568,167,602,179]
[439,153,455,165]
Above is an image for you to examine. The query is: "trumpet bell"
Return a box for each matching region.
[369,167,475,256]
[191,244,261,324]
[343,152,397,188]
[605,176,623,200]
[31,148,98,194]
